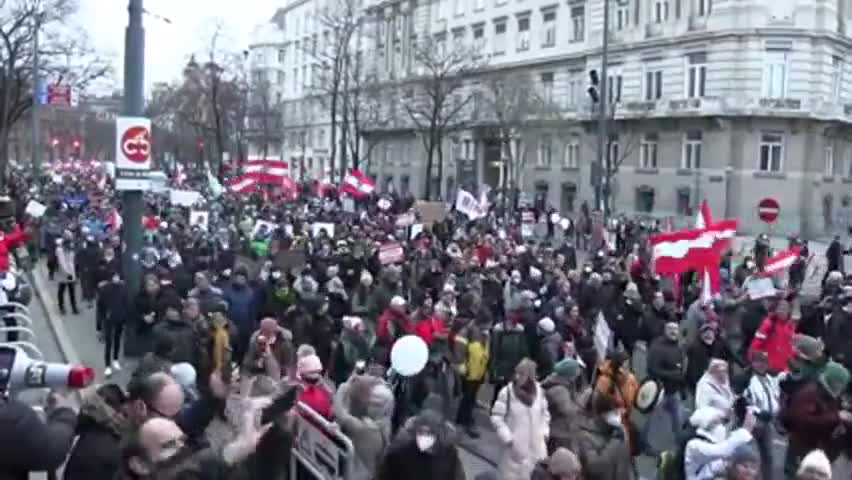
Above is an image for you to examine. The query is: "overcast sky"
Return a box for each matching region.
[78,0,278,94]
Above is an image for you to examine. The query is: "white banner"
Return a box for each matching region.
[455,190,486,220]
[169,189,202,207]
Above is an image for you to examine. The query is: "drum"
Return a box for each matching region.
[635,378,664,414]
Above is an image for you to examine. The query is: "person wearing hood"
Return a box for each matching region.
[350,270,374,322]
[796,449,832,480]
[686,322,742,391]
[376,296,413,360]
[242,317,294,381]
[723,445,761,480]
[742,351,781,480]
[56,234,79,315]
[330,316,373,385]
[63,384,133,480]
[491,358,550,480]
[489,310,529,408]
[334,374,395,480]
[377,409,465,480]
[188,271,225,314]
[297,353,334,420]
[645,321,687,446]
[781,361,850,476]
[695,358,736,416]
[542,358,587,452]
[536,316,563,378]
[530,447,582,480]
[326,265,350,318]
[79,234,100,307]
[592,349,639,454]
[455,323,490,438]
[683,406,756,480]
[223,265,258,360]
[573,393,634,480]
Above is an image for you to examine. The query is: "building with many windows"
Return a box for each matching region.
[251,0,852,237]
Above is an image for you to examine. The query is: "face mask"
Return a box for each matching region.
[604,411,622,428]
[415,433,436,452]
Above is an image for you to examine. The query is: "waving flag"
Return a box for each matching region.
[227,158,290,193]
[650,219,737,275]
[756,246,801,277]
[340,168,375,198]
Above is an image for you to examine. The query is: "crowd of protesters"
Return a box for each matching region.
[0,165,850,480]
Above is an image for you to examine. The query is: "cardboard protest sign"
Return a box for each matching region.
[311,222,335,237]
[378,242,405,265]
[395,211,416,227]
[415,201,448,226]
[170,189,202,207]
[189,211,209,231]
[24,200,47,218]
[252,220,278,240]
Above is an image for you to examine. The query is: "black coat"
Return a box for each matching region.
[0,401,77,480]
[377,439,465,480]
[63,394,129,480]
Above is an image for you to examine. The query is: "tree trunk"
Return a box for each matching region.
[436,138,444,201]
[328,70,340,179]
[424,137,434,200]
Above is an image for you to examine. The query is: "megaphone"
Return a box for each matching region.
[0,346,94,393]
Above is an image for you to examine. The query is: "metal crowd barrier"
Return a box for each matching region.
[290,401,355,480]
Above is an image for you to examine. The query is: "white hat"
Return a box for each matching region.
[390,295,407,307]
[529,267,542,278]
[798,449,832,478]
[170,362,197,388]
[442,284,456,295]
[342,316,363,330]
[297,354,323,378]
[538,317,555,333]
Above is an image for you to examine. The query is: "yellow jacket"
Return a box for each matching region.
[462,339,490,382]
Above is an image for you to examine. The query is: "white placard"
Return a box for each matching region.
[251,220,277,240]
[379,242,405,264]
[189,210,209,231]
[342,198,355,213]
[377,198,392,211]
[24,200,47,218]
[746,276,777,300]
[169,189,201,207]
[311,222,335,237]
[410,223,424,239]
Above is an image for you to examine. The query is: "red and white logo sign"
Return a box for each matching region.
[121,126,151,163]
[378,242,405,265]
[757,198,780,223]
[115,116,152,171]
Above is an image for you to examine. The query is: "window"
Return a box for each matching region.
[454,0,464,15]
[561,184,577,212]
[564,139,580,168]
[277,71,285,85]
[686,53,707,98]
[676,189,692,215]
[697,0,711,15]
[474,0,485,10]
[615,1,630,31]
[759,132,784,172]
[318,129,326,148]
[571,6,585,41]
[541,72,554,103]
[608,73,623,103]
[644,69,663,100]
[542,10,556,47]
[640,133,658,168]
[473,24,485,51]
[682,131,703,169]
[567,74,582,105]
[763,51,788,98]
[278,49,286,62]
[452,28,465,49]
[825,145,835,176]
[654,0,669,22]
[463,139,473,159]
[538,134,554,167]
[401,175,411,194]
[636,187,655,213]
[832,57,843,102]
[493,20,507,54]
[517,16,530,51]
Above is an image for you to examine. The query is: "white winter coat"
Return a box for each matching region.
[490,383,551,480]
[694,374,735,415]
[684,428,753,480]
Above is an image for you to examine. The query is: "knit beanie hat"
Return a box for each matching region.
[553,358,581,382]
[798,449,832,478]
[819,361,850,398]
[793,334,825,361]
[548,448,581,476]
[297,354,323,379]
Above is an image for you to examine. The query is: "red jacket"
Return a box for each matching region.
[749,314,795,372]
[376,308,413,345]
[0,225,28,273]
[298,382,333,420]
[414,316,447,345]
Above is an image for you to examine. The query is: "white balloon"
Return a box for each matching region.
[390,335,429,377]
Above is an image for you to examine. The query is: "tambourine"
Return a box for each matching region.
[634,378,664,414]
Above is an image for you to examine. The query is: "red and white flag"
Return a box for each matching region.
[105,208,122,232]
[695,199,724,304]
[228,159,290,193]
[756,247,801,277]
[340,168,375,198]
[650,219,738,275]
[228,175,257,194]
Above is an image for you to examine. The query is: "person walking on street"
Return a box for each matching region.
[56,235,78,315]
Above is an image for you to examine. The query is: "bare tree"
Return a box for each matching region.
[584,104,643,214]
[479,72,563,210]
[0,0,110,186]
[341,46,383,171]
[404,35,479,200]
[245,76,282,160]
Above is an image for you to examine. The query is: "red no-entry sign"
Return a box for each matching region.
[758,198,780,223]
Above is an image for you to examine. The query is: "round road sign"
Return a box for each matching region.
[120,126,151,163]
[758,198,780,223]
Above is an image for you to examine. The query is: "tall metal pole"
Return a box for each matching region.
[595,0,610,213]
[30,18,40,177]
[121,0,145,300]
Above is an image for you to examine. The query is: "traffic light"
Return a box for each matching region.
[587,69,600,103]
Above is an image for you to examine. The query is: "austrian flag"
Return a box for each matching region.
[650,219,738,275]
[340,169,375,198]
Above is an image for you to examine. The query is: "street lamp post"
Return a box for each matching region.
[595,0,611,214]
[121,0,145,300]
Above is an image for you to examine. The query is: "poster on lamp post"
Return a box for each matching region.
[115,116,152,191]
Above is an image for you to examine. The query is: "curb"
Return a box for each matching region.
[27,263,87,403]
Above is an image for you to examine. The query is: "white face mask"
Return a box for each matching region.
[415,434,436,452]
[604,411,622,427]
